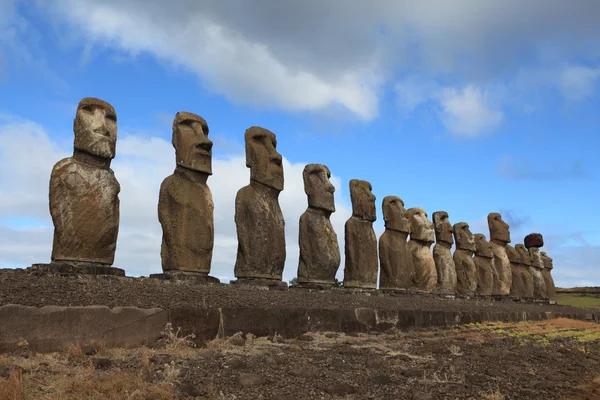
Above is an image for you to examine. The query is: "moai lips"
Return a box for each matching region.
[432,211,457,295]
[297,164,341,286]
[407,208,437,293]
[344,179,378,289]
[379,196,412,290]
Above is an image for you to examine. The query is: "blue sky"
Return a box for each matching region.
[1,0,599,286]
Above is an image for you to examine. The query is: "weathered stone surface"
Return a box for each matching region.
[541,252,556,299]
[488,213,512,296]
[453,223,477,296]
[529,247,548,299]
[344,179,378,289]
[516,244,535,298]
[474,234,494,296]
[432,211,457,295]
[158,112,217,279]
[297,164,340,285]
[407,208,436,293]
[234,127,285,282]
[506,245,526,298]
[48,98,120,270]
[29,261,125,276]
[524,233,544,249]
[379,196,412,290]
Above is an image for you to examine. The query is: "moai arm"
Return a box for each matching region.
[298,212,311,266]
[157,180,170,238]
[48,162,68,240]
[378,234,392,283]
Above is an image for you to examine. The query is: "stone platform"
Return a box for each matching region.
[28,261,125,277]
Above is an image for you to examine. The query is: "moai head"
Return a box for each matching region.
[172,112,212,175]
[303,164,335,212]
[474,234,494,258]
[407,208,434,244]
[488,212,511,244]
[73,97,117,160]
[453,222,476,252]
[382,196,409,233]
[349,179,376,221]
[524,233,544,249]
[515,244,531,265]
[433,211,453,246]
[245,126,284,191]
[541,251,553,270]
[505,244,519,264]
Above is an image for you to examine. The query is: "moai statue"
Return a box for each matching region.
[407,208,437,293]
[541,251,557,299]
[343,179,378,289]
[153,112,219,283]
[516,244,535,299]
[488,213,512,296]
[432,211,457,295]
[297,164,341,287]
[379,196,412,291]
[453,222,477,296]
[31,98,123,276]
[506,245,525,299]
[525,233,548,300]
[234,127,286,286]
[473,234,494,296]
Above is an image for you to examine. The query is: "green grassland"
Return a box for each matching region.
[556,293,600,309]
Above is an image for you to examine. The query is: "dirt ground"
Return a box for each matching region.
[1,318,600,400]
[0,269,591,315]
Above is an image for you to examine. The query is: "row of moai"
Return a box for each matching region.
[32,98,556,301]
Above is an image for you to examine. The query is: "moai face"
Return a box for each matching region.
[433,211,453,245]
[505,244,519,263]
[541,252,553,270]
[73,97,117,160]
[172,112,213,175]
[488,212,511,244]
[303,164,335,212]
[407,208,434,243]
[349,179,376,221]
[454,222,476,251]
[515,244,531,265]
[475,234,494,258]
[245,126,284,191]
[382,196,409,233]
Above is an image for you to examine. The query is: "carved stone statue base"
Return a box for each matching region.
[230,278,288,289]
[150,270,220,284]
[294,281,335,290]
[28,261,125,276]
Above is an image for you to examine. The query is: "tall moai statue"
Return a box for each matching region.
[432,211,457,295]
[515,244,535,299]
[506,245,526,299]
[234,127,286,286]
[488,213,512,296]
[31,98,123,276]
[540,251,557,299]
[453,222,477,296]
[474,234,494,296]
[154,112,219,283]
[344,179,378,289]
[379,196,412,291]
[407,208,437,293]
[525,233,547,300]
[297,164,341,287]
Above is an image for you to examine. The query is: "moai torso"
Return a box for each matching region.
[379,197,412,290]
[297,164,340,285]
[407,208,437,293]
[234,127,286,281]
[506,245,525,298]
[528,248,548,299]
[50,98,120,266]
[344,179,378,289]
[474,234,494,296]
[516,244,535,298]
[158,112,215,274]
[541,252,556,299]
[453,222,477,296]
[488,213,512,295]
[432,211,457,295]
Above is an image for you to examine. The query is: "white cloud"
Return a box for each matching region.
[435,85,503,137]
[0,116,352,282]
[558,66,600,102]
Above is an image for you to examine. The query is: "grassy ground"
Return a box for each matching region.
[556,293,600,309]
